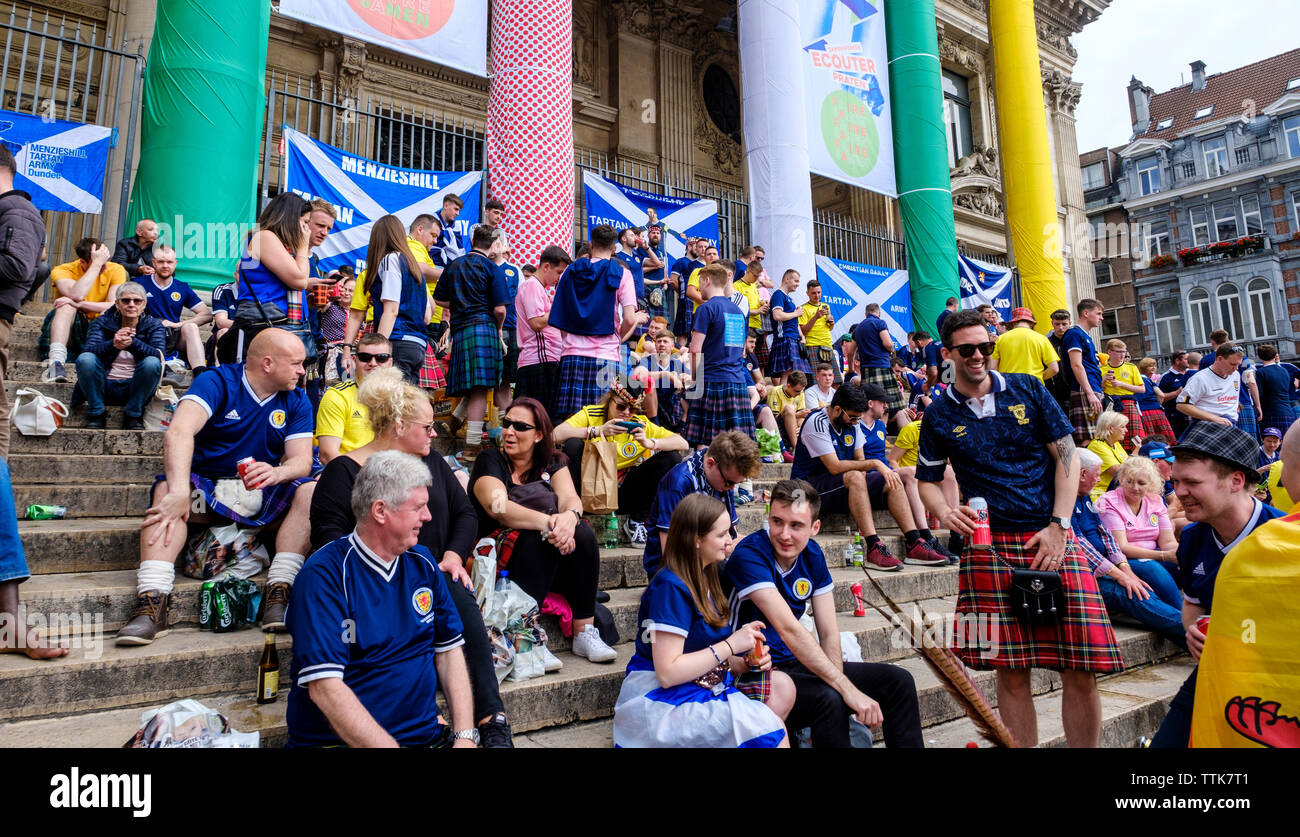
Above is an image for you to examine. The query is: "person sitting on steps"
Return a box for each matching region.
[74,281,165,430]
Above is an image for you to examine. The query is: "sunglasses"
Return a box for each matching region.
[118,298,145,305]
[404,420,438,437]
[501,418,537,432]
[950,342,996,359]
[356,352,392,363]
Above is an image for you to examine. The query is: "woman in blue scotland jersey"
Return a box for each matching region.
[613,494,794,748]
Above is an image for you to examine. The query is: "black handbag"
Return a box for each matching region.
[216,267,292,364]
[1008,568,1067,627]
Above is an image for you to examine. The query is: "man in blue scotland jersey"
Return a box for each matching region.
[287,451,475,748]
[117,329,318,646]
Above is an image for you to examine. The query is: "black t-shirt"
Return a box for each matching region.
[309,450,478,560]
[467,446,569,539]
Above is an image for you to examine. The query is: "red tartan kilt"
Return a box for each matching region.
[954,529,1124,673]
[1116,398,1143,446]
[1140,408,1174,444]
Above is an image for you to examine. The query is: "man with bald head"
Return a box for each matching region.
[113,218,160,279]
[117,329,318,645]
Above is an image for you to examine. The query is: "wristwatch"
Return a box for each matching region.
[452,728,479,745]
[1049,516,1072,532]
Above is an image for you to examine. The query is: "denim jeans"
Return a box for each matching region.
[1097,558,1186,648]
[75,353,161,418]
[0,458,29,583]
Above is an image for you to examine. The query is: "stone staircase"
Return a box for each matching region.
[0,300,1190,747]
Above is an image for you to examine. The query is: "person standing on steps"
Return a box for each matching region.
[0,142,48,459]
[116,329,318,645]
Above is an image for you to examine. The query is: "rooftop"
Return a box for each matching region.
[1136,48,1300,140]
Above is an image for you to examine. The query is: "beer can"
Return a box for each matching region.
[199,581,215,631]
[25,504,66,520]
[213,588,234,632]
[968,497,993,551]
[850,581,866,617]
[1196,615,1210,636]
[236,457,255,489]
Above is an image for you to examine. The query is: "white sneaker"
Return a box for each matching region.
[572,624,617,663]
[623,517,648,546]
[540,645,564,672]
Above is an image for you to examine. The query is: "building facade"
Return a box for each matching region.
[4,0,1107,305]
[1079,146,1141,352]
[1110,51,1300,363]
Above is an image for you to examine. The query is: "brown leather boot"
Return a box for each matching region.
[261,582,291,631]
[116,591,171,646]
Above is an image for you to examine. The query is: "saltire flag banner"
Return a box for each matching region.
[278,0,488,77]
[283,126,482,274]
[0,108,112,212]
[957,253,1014,326]
[813,255,912,348]
[800,0,896,197]
[581,171,718,261]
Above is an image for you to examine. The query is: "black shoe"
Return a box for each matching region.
[946,533,965,565]
[927,536,959,565]
[123,414,144,430]
[85,413,106,430]
[595,590,611,604]
[478,712,514,748]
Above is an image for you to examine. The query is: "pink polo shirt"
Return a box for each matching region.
[515,276,560,368]
[1096,489,1172,552]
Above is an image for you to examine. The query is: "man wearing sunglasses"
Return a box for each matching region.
[916,309,1121,747]
[74,281,166,430]
[315,332,395,464]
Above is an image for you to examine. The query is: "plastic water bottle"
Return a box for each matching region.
[603,513,620,549]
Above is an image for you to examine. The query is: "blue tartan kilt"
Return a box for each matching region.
[767,333,810,376]
[683,381,755,447]
[1235,406,1258,439]
[1262,408,1295,438]
[673,293,693,339]
[554,355,620,420]
[447,323,504,397]
[155,471,317,528]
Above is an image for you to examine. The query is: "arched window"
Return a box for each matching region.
[1216,283,1243,340]
[1187,288,1212,347]
[1247,277,1276,339]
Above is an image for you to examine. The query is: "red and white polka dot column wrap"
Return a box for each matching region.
[487,0,574,265]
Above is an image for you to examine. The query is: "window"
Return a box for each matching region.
[1247,277,1276,338]
[1194,105,1214,120]
[1241,196,1262,236]
[1155,117,1174,131]
[1081,162,1105,190]
[1100,310,1120,337]
[702,65,741,144]
[1188,288,1212,347]
[1217,283,1243,338]
[1190,206,1210,248]
[1137,156,1161,195]
[1093,260,1112,285]
[1294,191,1300,232]
[1181,162,1196,179]
[1286,115,1300,159]
[1289,78,1300,90]
[943,71,974,169]
[1212,200,1239,242]
[1143,220,1170,258]
[1152,299,1185,356]
[1202,136,1228,177]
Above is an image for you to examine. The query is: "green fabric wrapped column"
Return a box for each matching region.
[126,0,271,290]
[885,0,957,340]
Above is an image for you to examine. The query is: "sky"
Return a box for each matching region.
[1071,0,1298,154]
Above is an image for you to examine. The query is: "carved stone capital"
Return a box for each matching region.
[1036,18,1077,58]
[1042,68,1082,115]
[938,35,985,74]
[610,1,657,40]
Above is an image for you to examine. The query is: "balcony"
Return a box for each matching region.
[1176,235,1271,267]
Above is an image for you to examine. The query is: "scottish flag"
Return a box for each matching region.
[0,109,112,213]
[813,255,912,347]
[284,126,482,273]
[581,171,718,261]
[957,254,1014,325]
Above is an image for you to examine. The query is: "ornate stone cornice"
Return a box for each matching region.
[938,35,986,74]
[953,187,1005,219]
[1036,17,1077,59]
[1042,68,1083,114]
[30,0,107,23]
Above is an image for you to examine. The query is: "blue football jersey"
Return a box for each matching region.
[725,531,834,666]
[179,364,314,478]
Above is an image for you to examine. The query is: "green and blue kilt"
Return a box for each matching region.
[767,332,810,377]
[555,354,619,419]
[860,365,906,412]
[954,529,1124,673]
[673,292,693,342]
[1263,407,1295,438]
[683,381,754,447]
[447,323,503,397]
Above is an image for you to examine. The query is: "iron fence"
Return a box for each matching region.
[814,210,907,270]
[0,4,143,267]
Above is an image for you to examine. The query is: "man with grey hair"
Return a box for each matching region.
[286,451,475,747]
[75,281,165,430]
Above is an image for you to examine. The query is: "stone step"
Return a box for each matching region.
[13,483,153,519]
[9,427,164,456]
[8,453,163,484]
[17,518,143,573]
[921,657,1197,748]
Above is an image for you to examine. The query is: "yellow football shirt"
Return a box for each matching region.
[1101,360,1143,397]
[314,381,374,453]
[734,279,763,330]
[990,327,1060,381]
[893,419,922,468]
[766,385,804,415]
[799,303,833,348]
[51,260,128,320]
[1087,439,1129,501]
[564,405,676,470]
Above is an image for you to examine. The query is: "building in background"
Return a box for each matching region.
[1079,146,1140,353]
[1110,49,1300,363]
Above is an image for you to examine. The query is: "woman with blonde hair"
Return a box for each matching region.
[1134,357,1174,444]
[309,368,514,746]
[363,215,430,385]
[613,493,794,747]
[1085,409,1132,500]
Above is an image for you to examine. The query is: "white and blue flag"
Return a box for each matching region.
[581,170,718,261]
[957,254,1013,325]
[283,125,482,274]
[0,108,112,213]
[813,254,912,347]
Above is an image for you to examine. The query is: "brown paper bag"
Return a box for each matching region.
[580,439,620,514]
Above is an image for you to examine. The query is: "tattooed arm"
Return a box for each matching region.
[1027,433,1080,568]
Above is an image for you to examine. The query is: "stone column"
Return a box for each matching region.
[656,39,695,184]
[1044,69,1092,310]
[487,0,574,265]
[103,0,156,243]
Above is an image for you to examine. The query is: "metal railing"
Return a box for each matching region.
[814,210,907,270]
[0,4,143,265]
